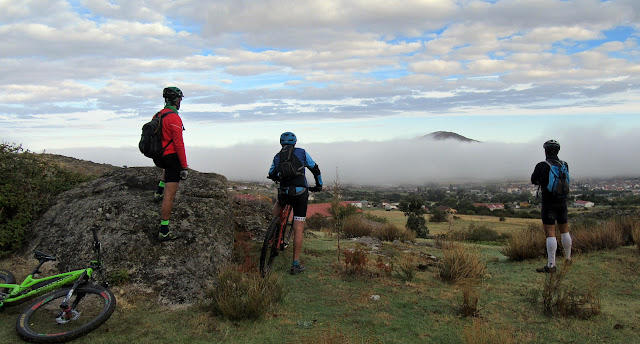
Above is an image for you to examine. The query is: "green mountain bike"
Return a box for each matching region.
[0,227,116,343]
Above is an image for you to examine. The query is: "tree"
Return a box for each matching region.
[399,194,429,238]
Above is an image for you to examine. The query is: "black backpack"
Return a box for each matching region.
[278,145,304,180]
[139,111,175,159]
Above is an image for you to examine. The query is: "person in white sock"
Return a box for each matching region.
[531,140,572,273]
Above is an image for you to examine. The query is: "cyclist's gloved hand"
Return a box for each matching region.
[309,185,322,192]
[180,169,189,180]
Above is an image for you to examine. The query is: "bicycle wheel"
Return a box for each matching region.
[260,216,280,277]
[0,269,16,294]
[16,284,116,343]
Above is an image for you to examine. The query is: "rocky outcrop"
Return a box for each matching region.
[26,167,235,305]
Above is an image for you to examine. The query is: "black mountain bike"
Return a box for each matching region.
[0,227,116,343]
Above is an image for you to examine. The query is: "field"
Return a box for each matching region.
[366,209,539,235]
[2,220,639,344]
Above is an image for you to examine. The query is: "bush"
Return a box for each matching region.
[307,213,331,230]
[530,267,601,319]
[393,253,416,282]
[343,248,368,276]
[406,213,429,238]
[0,143,92,257]
[362,212,388,223]
[501,224,546,261]
[571,219,624,253]
[633,223,640,255]
[465,223,501,242]
[373,223,416,242]
[438,241,486,283]
[208,266,285,321]
[429,208,449,223]
[341,215,374,238]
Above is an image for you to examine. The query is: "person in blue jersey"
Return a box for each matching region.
[531,139,572,273]
[268,132,323,275]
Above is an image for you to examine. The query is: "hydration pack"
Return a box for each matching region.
[278,145,304,180]
[139,111,174,159]
[544,159,570,196]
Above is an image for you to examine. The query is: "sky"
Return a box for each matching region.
[1,0,640,185]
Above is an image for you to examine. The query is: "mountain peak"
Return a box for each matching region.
[423,131,479,143]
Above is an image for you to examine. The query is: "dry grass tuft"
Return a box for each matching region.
[207,266,285,321]
[529,266,601,319]
[341,216,374,238]
[438,241,486,284]
[342,248,369,276]
[501,223,546,261]
[393,253,417,282]
[458,283,480,317]
[572,219,624,253]
[462,319,517,344]
[373,222,416,242]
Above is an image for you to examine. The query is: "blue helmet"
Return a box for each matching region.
[280,132,297,145]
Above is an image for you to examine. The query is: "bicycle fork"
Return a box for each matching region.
[57,272,89,324]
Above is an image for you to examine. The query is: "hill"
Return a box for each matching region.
[422,131,480,142]
[38,153,120,177]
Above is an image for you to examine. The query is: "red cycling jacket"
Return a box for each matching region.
[154,107,188,168]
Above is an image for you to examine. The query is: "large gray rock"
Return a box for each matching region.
[26,167,233,305]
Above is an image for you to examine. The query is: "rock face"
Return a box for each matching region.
[26,167,237,305]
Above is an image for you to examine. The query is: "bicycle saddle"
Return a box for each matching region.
[34,250,56,262]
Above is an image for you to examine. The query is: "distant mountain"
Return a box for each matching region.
[422,131,480,143]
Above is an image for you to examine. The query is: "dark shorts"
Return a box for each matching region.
[277,189,309,219]
[153,153,181,183]
[541,201,568,225]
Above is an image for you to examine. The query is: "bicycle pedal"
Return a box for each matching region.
[280,243,289,251]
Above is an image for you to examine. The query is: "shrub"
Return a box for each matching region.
[307,213,331,230]
[406,213,429,238]
[0,143,92,258]
[429,208,449,223]
[438,241,486,283]
[232,231,255,272]
[465,222,501,242]
[633,223,640,255]
[341,215,374,238]
[530,267,601,319]
[393,253,416,282]
[343,248,368,275]
[362,212,388,223]
[571,219,624,253]
[458,283,480,317]
[208,266,285,321]
[501,223,546,261]
[373,223,416,242]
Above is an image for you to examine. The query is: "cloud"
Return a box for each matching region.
[50,125,640,186]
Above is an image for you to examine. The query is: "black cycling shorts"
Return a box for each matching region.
[277,189,309,219]
[541,201,568,225]
[153,153,181,183]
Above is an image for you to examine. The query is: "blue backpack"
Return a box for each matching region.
[544,159,570,196]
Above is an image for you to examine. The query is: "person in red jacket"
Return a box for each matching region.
[152,86,188,242]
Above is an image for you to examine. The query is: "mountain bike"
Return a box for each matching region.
[260,203,293,277]
[260,185,321,277]
[0,227,116,343]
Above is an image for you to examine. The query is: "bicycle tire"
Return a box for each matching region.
[16,284,116,343]
[260,216,280,277]
[1,269,16,294]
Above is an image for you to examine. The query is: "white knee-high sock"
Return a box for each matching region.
[546,237,557,267]
[561,232,572,260]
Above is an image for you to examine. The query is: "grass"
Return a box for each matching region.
[1,226,640,343]
[365,210,538,236]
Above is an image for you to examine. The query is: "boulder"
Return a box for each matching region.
[26,167,234,305]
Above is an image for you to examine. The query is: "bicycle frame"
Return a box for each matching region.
[275,204,293,250]
[0,228,104,308]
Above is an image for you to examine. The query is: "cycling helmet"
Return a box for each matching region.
[280,132,297,145]
[163,87,183,100]
[543,140,560,152]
